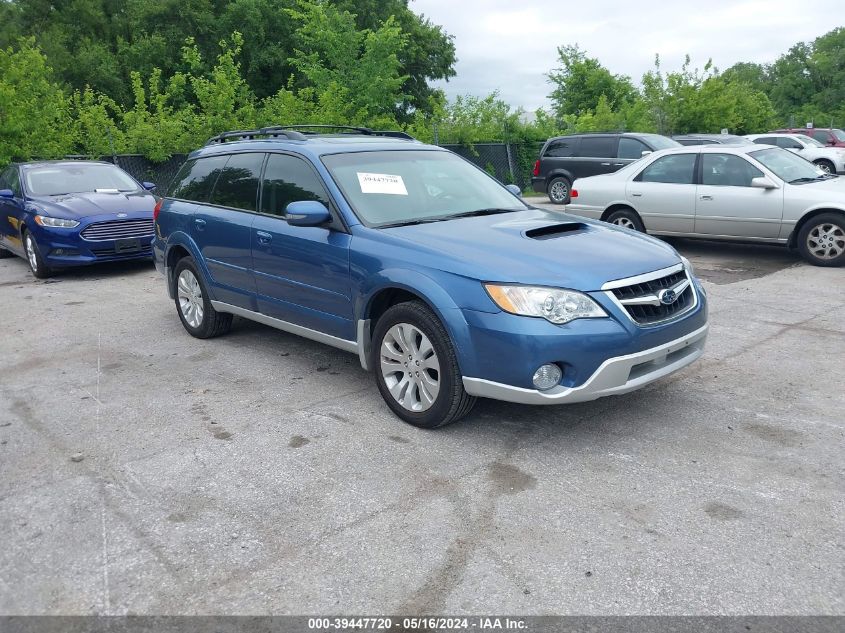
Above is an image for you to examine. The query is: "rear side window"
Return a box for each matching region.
[636,154,697,184]
[544,138,578,158]
[617,137,650,159]
[754,137,778,145]
[577,136,616,158]
[169,156,228,202]
[774,137,802,150]
[261,154,328,217]
[208,153,265,211]
[701,154,763,187]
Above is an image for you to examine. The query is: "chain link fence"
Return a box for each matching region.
[61,140,545,194]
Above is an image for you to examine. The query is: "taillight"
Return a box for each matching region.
[532,160,540,177]
[153,199,163,222]
[570,189,578,199]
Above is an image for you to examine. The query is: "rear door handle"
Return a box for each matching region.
[700,195,713,201]
[256,230,273,245]
[194,218,206,230]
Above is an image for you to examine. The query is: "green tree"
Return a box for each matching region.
[547,45,638,117]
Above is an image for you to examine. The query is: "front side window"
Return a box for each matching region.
[261,154,328,216]
[617,137,650,159]
[749,147,824,183]
[636,154,697,184]
[1,166,20,195]
[810,130,831,144]
[169,156,228,202]
[775,137,803,150]
[832,129,845,142]
[702,154,763,187]
[795,134,824,148]
[322,150,527,227]
[208,153,265,211]
[24,163,140,196]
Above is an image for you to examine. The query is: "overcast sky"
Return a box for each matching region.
[411,0,841,112]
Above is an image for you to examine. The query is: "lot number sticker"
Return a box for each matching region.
[357,172,408,195]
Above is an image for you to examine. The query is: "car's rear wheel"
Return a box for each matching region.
[372,301,476,429]
[24,231,52,279]
[173,257,232,338]
[797,213,845,267]
[605,208,646,232]
[813,160,834,174]
[547,177,571,204]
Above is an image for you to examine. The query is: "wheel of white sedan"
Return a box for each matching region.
[797,213,845,267]
[605,208,646,233]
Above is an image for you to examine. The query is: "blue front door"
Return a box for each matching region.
[251,153,353,341]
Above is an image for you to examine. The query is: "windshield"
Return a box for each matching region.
[749,147,825,182]
[796,134,825,147]
[24,164,140,196]
[834,129,845,142]
[322,150,527,227]
[638,134,682,150]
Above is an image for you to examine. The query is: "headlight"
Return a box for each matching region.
[34,215,79,228]
[680,255,695,275]
[484,284,607,324]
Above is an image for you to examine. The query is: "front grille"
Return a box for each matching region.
[610,270,695,326]
[91,244,153,258]
[81,219,154,241]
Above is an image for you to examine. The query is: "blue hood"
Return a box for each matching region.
[28,190,156,220]
[381,209,682,291]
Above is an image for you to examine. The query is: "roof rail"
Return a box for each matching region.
[204,127,307,145]
[269,125,416,140]
[204,125,416,146]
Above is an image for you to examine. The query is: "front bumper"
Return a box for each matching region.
[31,219,154,267]
[462,323,708,404]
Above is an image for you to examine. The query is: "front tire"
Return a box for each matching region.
[371,301,476,429]
[24,231,52,279]
[173,257,233,338]
[797,213,845,267]
[605,208,646,232]
[813,160,834,175]
[547,177,571,205]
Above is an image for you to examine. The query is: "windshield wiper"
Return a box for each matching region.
[379,208,520,228]
[789,176,826,184]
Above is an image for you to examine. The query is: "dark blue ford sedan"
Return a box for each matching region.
[0,160,158,278]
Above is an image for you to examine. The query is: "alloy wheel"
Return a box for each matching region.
[177,269,205,328]
[816,163,832,174]
[25,235,39,273]
[549,180,569,203]
[613,217,636,229]
[807,222,845,260]
[379,323,441,412]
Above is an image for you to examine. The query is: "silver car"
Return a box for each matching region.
[566,144,845,266]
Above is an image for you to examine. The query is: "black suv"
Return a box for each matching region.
[532,133,680,204]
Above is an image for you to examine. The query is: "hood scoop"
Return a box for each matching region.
[525,222,587,240]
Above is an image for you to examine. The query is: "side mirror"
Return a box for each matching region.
[505,184,522,197]
[751,177,777,190]
[142,181,156,191]
[0,189,15,199]
[286,200,331,226]
[641,150,652,157]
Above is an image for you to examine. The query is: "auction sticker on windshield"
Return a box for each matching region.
[357,172,408,195]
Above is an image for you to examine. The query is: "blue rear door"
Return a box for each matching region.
[188,153,265,309]
[251,153,353,341]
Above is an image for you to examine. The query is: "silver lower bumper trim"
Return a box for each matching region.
[462,323,708,405]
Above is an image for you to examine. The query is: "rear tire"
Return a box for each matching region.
[797,212,845,267]
[371,301,476,429]
[605,208,646,232]
[547,177,571,205]
[173,257,232,338]
[23,231,52,279]
[813,160,835,174]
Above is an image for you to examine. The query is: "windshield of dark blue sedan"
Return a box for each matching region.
[24,164,140,196]
[322,150,527,227]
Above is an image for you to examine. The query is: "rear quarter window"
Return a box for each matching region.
[168,156,228,202]
[543,138,579,158]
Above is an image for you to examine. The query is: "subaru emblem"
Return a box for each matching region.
[658,289,677,305]
[117,213,127,218]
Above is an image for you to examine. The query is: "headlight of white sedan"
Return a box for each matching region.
[34,215,80,228]
[484,284,607,324]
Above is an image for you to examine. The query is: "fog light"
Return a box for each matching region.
[532,363,562,391]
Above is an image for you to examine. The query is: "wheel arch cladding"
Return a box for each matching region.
[601,204,641,223]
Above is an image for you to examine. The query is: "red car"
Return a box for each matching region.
[773,127,845,147]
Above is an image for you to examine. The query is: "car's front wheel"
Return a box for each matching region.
[813,159,835,174]
[372,301,476,428]
[797,213,845,267]
[547,177,571,205]
[24,231,52,279]
[173,257,233,337]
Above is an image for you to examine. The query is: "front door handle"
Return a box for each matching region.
[194,218,206,231]
[256,230,273,245]
[613,162,625,166]
[601,162,611,166]
[700,195,713,201]
[631,192,642,197]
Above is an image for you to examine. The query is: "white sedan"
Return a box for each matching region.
[746,133,845,174]
[565,144,845,266]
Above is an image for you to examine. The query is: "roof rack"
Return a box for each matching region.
[204,125,416,146]
[204,127,307,145]
[274,125,415,140]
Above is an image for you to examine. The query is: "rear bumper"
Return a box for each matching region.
[462,322,708,404]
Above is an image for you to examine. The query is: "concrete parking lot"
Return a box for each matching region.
[0,226,843,615]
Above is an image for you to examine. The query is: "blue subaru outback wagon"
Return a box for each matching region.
[153,125,708,428]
